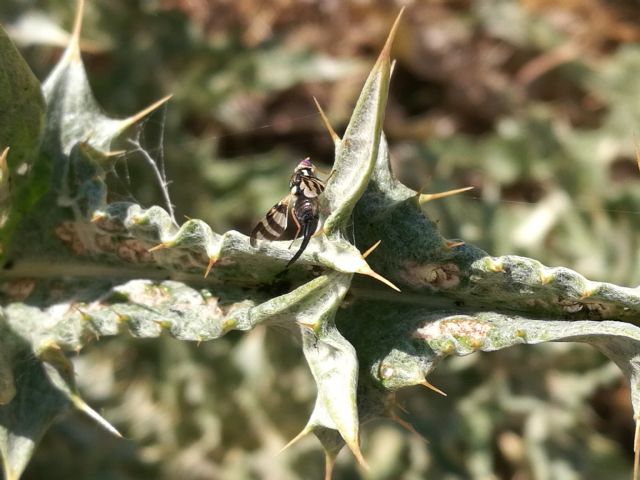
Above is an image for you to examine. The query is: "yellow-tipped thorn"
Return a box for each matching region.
[445,240,465,249]
[634,418,640,480]
[419,379,447,397]
[104,149,127,158]
[72,305,90,321]
[390,412,428,443]
[72,394,123,438]
[379,7,405,60]
[362,240,382,259]
[635,142,640,175]
[394,399,409,415]
[39,339,62,353]
[346,439,370,471]
[119,94,174,132]
[358,265,401,292]
[72,0,85,41]
[90,211,106,223]
[419,186,474,205]
[279,426,311,454]
[0,147,9,180]
[390,59,397,78]
[204,256,217,278]
[313,97,340,144]
[296,319,318,331]
[324,454,337,480]
[148,242,168,253]
[68,0,85,60]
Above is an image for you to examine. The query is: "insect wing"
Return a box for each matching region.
[250,196,290,247]
[299,176,325,198]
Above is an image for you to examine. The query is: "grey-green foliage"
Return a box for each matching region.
[1,6,640,480]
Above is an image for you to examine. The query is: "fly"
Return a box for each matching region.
[250,157,325,268]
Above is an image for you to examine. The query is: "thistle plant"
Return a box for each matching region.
[2,3,640,480]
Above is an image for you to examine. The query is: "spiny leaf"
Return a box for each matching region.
[0,342,70,480]
[0,25,46,262]
[42,0,169,155]
[302,324,367,468]
[321,9,403,237]
[0,26,44,173]
[414,312,640,425]
[4,1,640,478]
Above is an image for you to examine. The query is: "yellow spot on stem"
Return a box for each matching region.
[487,259,504,273]
[154,319,172,329]
[296,319,321,334]
[38,339,61,353]
[540,270,554,284]
[579,287,595,300]
[221,317,237,332]
[115,313,128,325]
[72,305,91,321]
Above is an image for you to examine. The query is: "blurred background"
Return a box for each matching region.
[2,0,640,478]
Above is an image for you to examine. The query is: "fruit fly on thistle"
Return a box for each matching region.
[250,158,326,268]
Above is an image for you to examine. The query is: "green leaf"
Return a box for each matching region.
[6,3,640,479]
[321,11,403,238]
[415,311,640,421]
[0,24,46,262]
[41,23,145,154]
[0,25,44,173]
[0,339,70,480]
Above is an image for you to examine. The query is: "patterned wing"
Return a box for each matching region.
[250,196,291,247]
[299,176,325,198]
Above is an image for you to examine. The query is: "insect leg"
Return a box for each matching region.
[289,212,302,249]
